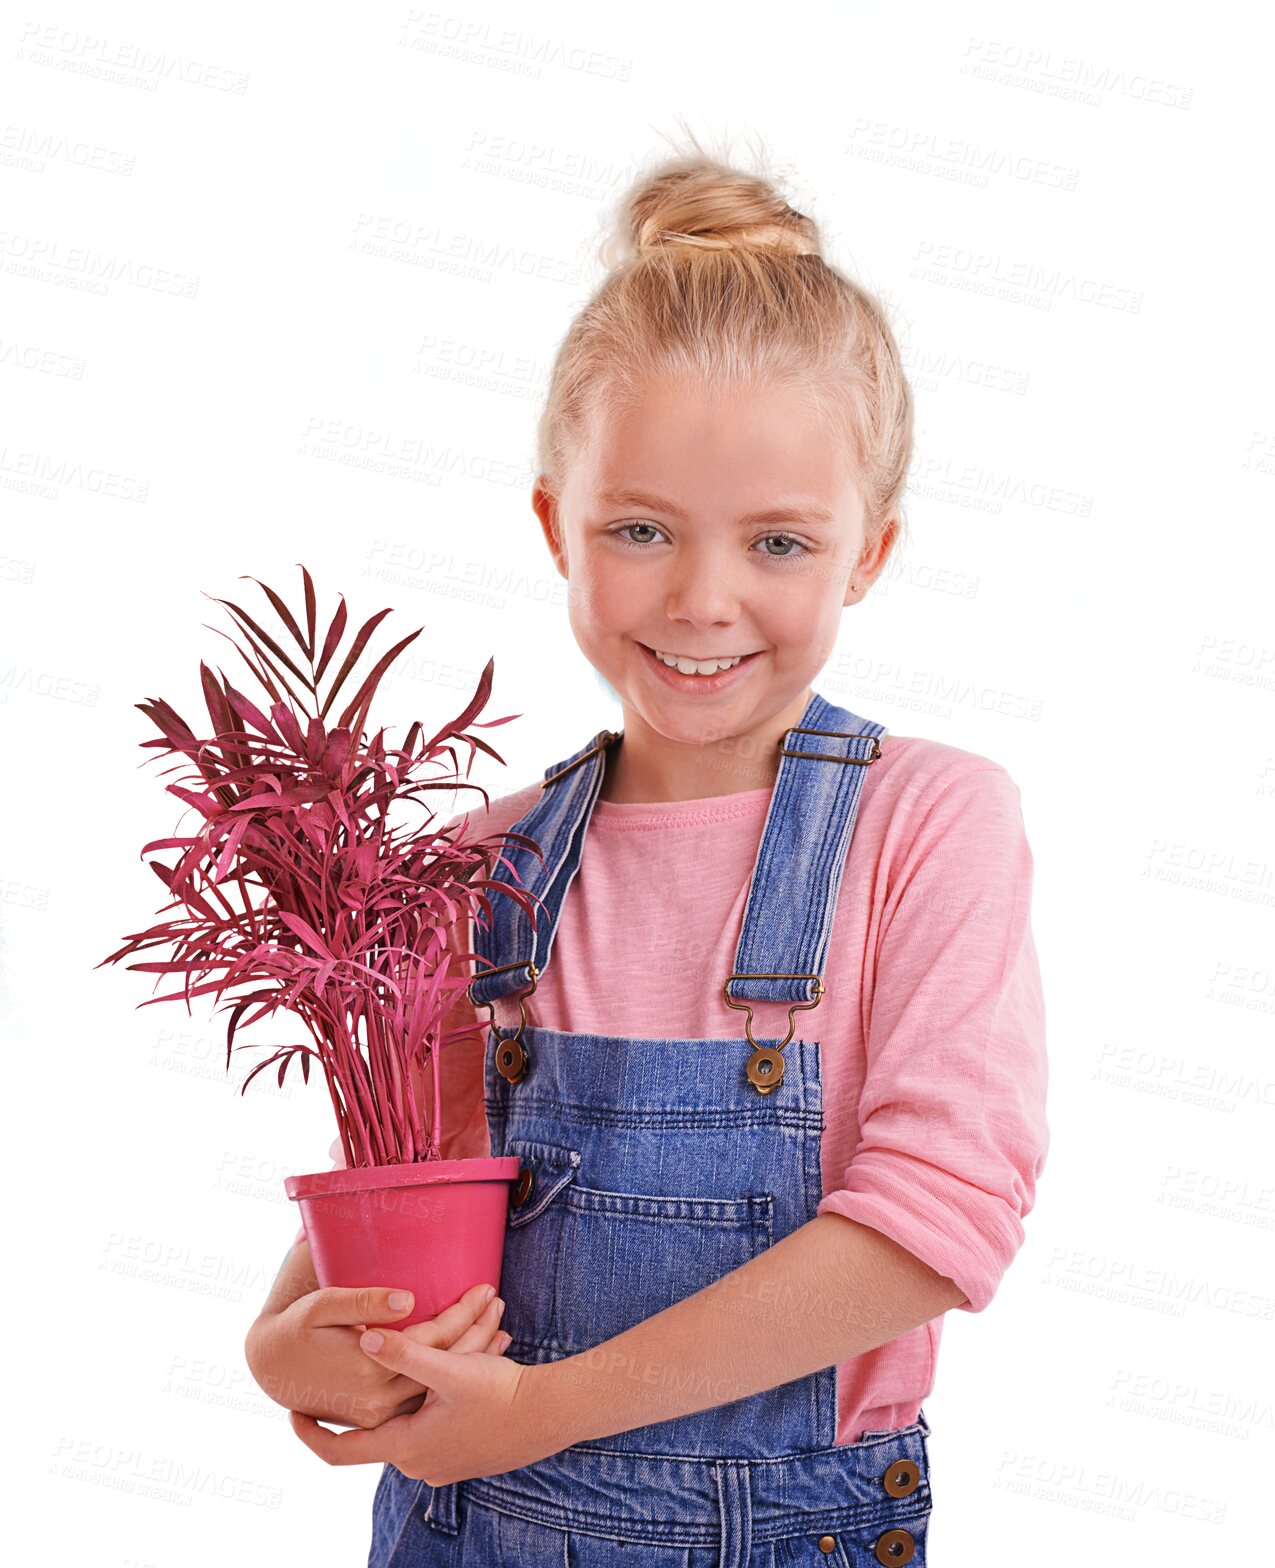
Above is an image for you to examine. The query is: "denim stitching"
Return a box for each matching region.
[378,1471,423,1559]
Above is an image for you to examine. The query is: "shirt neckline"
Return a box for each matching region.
[591,783,775,829]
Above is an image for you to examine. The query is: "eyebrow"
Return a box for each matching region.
[597,489,837,528]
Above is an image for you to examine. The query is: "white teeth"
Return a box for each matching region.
[652,648,745,676]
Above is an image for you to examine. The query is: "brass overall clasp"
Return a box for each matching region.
[722,972,824,1094]
[468,961,540,1084]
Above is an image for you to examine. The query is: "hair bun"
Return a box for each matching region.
[619,152,822,263]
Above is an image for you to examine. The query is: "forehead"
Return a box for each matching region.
[576,380,859,511]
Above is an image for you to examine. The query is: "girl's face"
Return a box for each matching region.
[533,376,893,795]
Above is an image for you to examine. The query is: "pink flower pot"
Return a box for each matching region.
[285,1155,521,1329]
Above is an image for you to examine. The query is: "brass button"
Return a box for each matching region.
[817,1535,837,1554]
[495,1037,529,1083]
[745,1045,786,1093]
[882,1458,921,1497]
[510,1168,533,1207]
[873,1527,915,1565]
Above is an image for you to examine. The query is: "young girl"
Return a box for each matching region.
[248,143,1048,1567]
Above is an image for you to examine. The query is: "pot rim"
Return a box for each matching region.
[284,1154,520,1200]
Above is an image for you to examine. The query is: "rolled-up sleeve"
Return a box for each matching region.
[815,763,1049,1313]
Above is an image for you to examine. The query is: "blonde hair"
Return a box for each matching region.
[535,130,914,557]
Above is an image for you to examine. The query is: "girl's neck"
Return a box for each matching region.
[597,752,777,806]
[597,694,813,805]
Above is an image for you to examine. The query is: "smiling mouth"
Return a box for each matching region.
[637,642,764,677]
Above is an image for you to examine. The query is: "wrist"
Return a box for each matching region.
[517,1355,592,1459]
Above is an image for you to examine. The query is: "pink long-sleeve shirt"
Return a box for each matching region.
[296,732,1048,1444]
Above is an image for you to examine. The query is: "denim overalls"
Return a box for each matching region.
[368,691,934,1568]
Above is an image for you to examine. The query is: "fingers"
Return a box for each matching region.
[353,1320,520,1408]
[355,1327,455,1392]
[396,1282,502,1351]
[302,1285,423,1329]
[433,1294,506,1355]
[290,1408,409,1467]
[386,1390,429,1419]
[302,1280,499,1333]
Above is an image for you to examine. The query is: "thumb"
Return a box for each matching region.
[358,1327,458,1390]
[304,1286,417,1328]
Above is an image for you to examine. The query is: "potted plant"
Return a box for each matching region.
[98,565,543,1328]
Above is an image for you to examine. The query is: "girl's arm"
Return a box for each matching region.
[525,1212,963,1448]
[525,762,1047,1448]
[259,1235,322,1318]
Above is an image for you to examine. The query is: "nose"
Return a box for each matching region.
[662,547,744,629]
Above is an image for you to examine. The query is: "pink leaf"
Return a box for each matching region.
[277,910,333,959]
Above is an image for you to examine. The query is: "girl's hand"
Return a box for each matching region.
[288,1317,548,1484]
[246,1281,511,1431]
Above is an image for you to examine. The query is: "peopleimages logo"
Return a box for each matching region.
[0,229,199,297]
[16,24,250,93]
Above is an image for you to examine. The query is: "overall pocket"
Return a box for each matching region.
[501,1138,582,1352]
[499,1135,775,1356]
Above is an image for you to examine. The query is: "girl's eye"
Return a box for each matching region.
[613,521,665,547]
[609,523,813,563]
[753,532,811,562]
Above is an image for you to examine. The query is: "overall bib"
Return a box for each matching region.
[368,691,934,1568]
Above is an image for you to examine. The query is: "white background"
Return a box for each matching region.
[2,1,1272,1563]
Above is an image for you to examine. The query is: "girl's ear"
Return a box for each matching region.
[531,479,568,577]
[845,515,898,604]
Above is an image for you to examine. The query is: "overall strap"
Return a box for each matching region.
[468,727,620,1009]
[723,691,886,1094]
[725,690,887,1008]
